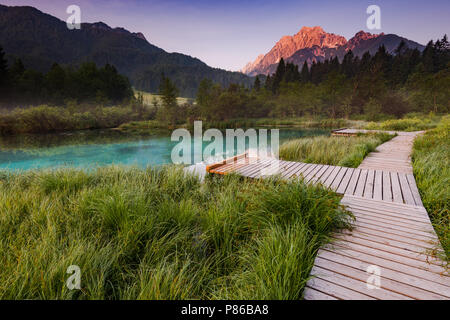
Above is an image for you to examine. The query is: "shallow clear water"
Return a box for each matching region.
[0,128,329,171]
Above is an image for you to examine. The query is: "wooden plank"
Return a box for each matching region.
[295,164,317,180]
[363,170,375,199]
[330,167,348,191]
[277,161,298,176]
[306,277,375,300]
[237,159,272,176]
[347,206,432,226]
[304,164,323,182]
[340,229,443,256]
[323,166,342,188]
[322,245,449,285]
[287,163,310,179]
[348,209,435,231]
[212,159,251,174]
[303,287,338,300]
[399,173,415,205]
[350,210,436,234]
[311,266,410,299]
[314,257,445,300]
[317,166,335,184]
[344,168,361,196]
[382,171,392,202]
[326,240,446,274]
[354,169,368,197]
[248,160,279,178]
[373,170,383,201]
[407,174,423,207]
[281,162,307,178]
[206,152,247,172]
[333,233,443,266]
[352,220,437,242]
[336,168,354,194]
[344,204,431,224]
[234,161,265,176]
[307,165,329,183]
[344,225,439,251]
[350,212,435,237]
[342,195,428,215]
[317,250,450,298]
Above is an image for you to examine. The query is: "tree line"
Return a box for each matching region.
[0,45,134,108]
[156,35,450,124]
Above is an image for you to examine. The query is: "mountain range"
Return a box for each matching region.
[242,26,425,76]
[0,5,252,97]
[0,5,427,97]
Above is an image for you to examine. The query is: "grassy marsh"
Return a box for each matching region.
[279,133,394,167]
[412,116,450,259]
[0,166,351,299]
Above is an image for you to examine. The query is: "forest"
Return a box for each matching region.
[185,36,450,121]
[171,36,449,124]
[1,36,449,132]
[0,47,134,108]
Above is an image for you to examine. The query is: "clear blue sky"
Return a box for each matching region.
[2,0,449,71]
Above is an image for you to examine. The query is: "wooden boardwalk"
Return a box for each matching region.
[207,157,422,206]
[206,130,449,300]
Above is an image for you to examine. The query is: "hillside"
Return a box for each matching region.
[0,5,252,97]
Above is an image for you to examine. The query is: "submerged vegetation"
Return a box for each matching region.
[279,133,394,167]
[0,166,351,299]
[412,116,450,258]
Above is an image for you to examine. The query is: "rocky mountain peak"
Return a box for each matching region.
[346,30,382,50]
[241,27,420,76]
[242,26,347,75]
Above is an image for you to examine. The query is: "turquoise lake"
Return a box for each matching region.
[0,128,330,171]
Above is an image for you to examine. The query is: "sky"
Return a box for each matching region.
[1,0,449,71]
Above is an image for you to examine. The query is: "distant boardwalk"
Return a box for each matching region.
[206,130,449,300]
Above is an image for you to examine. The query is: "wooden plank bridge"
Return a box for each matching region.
[205,129,449,300]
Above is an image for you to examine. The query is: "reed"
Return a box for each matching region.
[0,166,352,299]
[279,133,393,167]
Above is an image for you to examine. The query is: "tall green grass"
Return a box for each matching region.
[279,133,393,167]
[412,115,450,259]
[0,166,351,299]
[0,105,152,135]
[365,114,442,132]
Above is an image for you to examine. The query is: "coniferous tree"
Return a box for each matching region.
[422,40,436,73]
[253,76,261,91]
[300,61,309,82]
[158,73,179,124]
[264,74,272,91]
[272,58,286,92]
[10,58,25,78]
[0,45,8,89]
[341,50,355,78]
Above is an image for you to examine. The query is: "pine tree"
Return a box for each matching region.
[272,58,286,92]
[0,45,8,87]
[264,74,272,90]
[158,73,179,124]
[341,50,355,78]
[10,58,25,78]
[253,75,261,91]
[300,61,310,82]
[422,40,436,73]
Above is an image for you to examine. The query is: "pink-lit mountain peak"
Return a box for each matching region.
[242,27,389,75]
[242,26,348,74]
